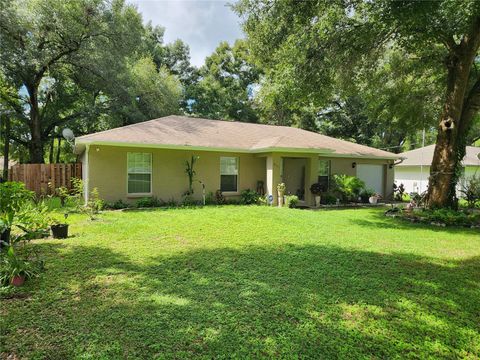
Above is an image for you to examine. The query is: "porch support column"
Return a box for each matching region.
[266,153,282,206]
[305,154,319,206]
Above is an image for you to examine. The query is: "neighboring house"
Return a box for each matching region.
[395,144,480,194]
[74,115,399,205]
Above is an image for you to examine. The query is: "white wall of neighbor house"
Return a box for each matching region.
[395,165,480,195]
[394,166,430,194]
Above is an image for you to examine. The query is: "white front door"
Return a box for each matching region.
[357,164,385,196]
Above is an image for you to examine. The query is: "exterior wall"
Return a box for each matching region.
[395,166,430,194]
[86,145,266,203]
[283,158,307,199]
[82,144,396,204]
[319,156,394,198]
[395,165,480,195]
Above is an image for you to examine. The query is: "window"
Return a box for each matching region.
[127,152,152,194]
[318,159,330,190]
[220,157,238,192]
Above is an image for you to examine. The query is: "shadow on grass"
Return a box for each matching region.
[2,242,480,358]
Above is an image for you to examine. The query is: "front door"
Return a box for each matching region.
[282,158,306,200]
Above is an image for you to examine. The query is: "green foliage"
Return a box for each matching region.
[185,156,199,195]
[205,192,216,205]
[393,183,407,202]
[135,197,163,208]
[284,195,299,208]
[240,189,260,205]
[107,199,131,210]
[215,190,226,205]
[181,194,198,207]
[276,183,286,193]
[0,182,50,245]
[332,175,366,203]
[460,176,480,209]
[320,192,338,205]
[360,189,376,204]
[187,40,260,122]
[0,246,40,286]
[404,209,480,227]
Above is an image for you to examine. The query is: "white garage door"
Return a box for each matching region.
[357,164,385,196]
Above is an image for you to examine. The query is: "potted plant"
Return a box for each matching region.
[310,182,324,207]
[277,183,286,207]
[51,214,69,239]
[369,193,382,204]
[0,246,37,287]
[360,189,375,203]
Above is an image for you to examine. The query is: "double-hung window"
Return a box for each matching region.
[127,152,152,195]
[220,157,238,192]
[318,159,330,191]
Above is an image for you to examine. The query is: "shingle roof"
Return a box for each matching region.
[75,115,398,159]
[398,144,480,166]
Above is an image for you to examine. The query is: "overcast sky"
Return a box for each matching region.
[130,0,244,67]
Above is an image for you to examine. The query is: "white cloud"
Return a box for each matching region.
[130,0,244,67]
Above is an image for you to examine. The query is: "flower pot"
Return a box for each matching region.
[277,191,285,207]
[315,195,321,207]
[11,275,25,287]
[368,196,378,204]
[51,224,69,239]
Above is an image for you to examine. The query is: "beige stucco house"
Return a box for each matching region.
[75,115,399,205]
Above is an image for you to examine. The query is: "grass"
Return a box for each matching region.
[1,206,480,359]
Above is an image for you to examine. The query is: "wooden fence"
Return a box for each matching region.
[8,163,82,196]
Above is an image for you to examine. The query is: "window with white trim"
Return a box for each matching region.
[127,152,152,194]
[220,157,238,192]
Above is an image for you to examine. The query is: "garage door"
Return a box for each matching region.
[357,164,385,196]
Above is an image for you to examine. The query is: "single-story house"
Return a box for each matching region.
[395,144,480,194]
[74,115,399,205]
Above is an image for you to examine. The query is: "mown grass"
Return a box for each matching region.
[1,207,480,359]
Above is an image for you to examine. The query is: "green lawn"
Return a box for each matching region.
[2,207,480,359]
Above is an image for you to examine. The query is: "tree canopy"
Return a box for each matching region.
[234,0,480,207]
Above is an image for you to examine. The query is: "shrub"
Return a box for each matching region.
[360,189,375,203]
[136,197,163,208]
[181,194,197,206]
[107,199,130,210]
[321,192,338,205]
[332,175,366,203]
[0,182,37,246]
[215,190,225,205]
[393,183,406,202]
[205,192,216,205]
[460,176,480,208]
[240,189,260,205]
[285,195,299,208]
[402,208,480,227]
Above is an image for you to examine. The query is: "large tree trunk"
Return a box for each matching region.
[426,18,480,208]
[27,84,45,163]
[2,114,10,180]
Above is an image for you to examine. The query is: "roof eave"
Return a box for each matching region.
[74,139,398,159]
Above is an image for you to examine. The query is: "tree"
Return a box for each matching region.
[187,40,261,122]
[0,0,144,163]
[234,0,480,208]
